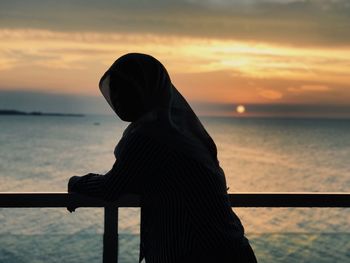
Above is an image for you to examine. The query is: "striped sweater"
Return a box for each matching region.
[69,132,247,263]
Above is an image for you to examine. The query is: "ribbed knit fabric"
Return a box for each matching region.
[70,132,253,263]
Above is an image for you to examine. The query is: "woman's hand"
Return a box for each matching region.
[67,176,81,213]
[67,173,103,212]
[68,175,81,193]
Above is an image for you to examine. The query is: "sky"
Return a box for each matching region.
[0,0,349,117]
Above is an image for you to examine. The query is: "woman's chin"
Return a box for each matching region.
[117,111,141,122]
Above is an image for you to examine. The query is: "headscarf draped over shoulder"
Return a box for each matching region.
[99,53,220,168]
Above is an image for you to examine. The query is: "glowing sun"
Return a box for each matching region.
[236,105,246,114]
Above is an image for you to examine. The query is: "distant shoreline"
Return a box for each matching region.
[1,110,348,120]
[0,109,84,117]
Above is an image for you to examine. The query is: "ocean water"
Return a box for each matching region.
[0,115,349,262]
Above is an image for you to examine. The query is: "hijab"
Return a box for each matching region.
[99,53,220,168]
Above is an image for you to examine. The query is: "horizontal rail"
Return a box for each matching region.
[1,192,349,263]
[0,192,349,207]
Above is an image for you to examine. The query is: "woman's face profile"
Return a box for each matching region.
[109,72,146,122]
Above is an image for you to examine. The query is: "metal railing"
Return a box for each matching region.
[0,192,349,263]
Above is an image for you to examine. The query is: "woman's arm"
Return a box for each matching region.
[67,133,169,203]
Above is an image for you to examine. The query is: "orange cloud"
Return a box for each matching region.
[258,89,283,100]
[0,28,349,105]
[288,85,330,93]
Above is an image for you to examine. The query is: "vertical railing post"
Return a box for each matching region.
[103,205,118,263]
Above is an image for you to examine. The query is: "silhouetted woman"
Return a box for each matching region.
[68,53,257,263]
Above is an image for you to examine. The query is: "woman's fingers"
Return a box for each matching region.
[67,190,78,213]
[67,206,76,213]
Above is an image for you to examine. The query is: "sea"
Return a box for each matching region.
[0,115,349,263]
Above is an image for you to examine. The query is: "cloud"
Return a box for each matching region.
[0,28,349,104]
[301,85,331,92]
[0,57,18,70]
[0,0,350,46]
[258,88,283,100]
[288,85,331,93]
[188,0,306,7]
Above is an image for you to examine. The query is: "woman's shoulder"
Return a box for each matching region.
[114,126,172,157]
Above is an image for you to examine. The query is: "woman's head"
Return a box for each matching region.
[101,53,219,166]
[99,53,172,121]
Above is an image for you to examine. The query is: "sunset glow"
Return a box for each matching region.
[1,29,349,103]
[0,0,349,117]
